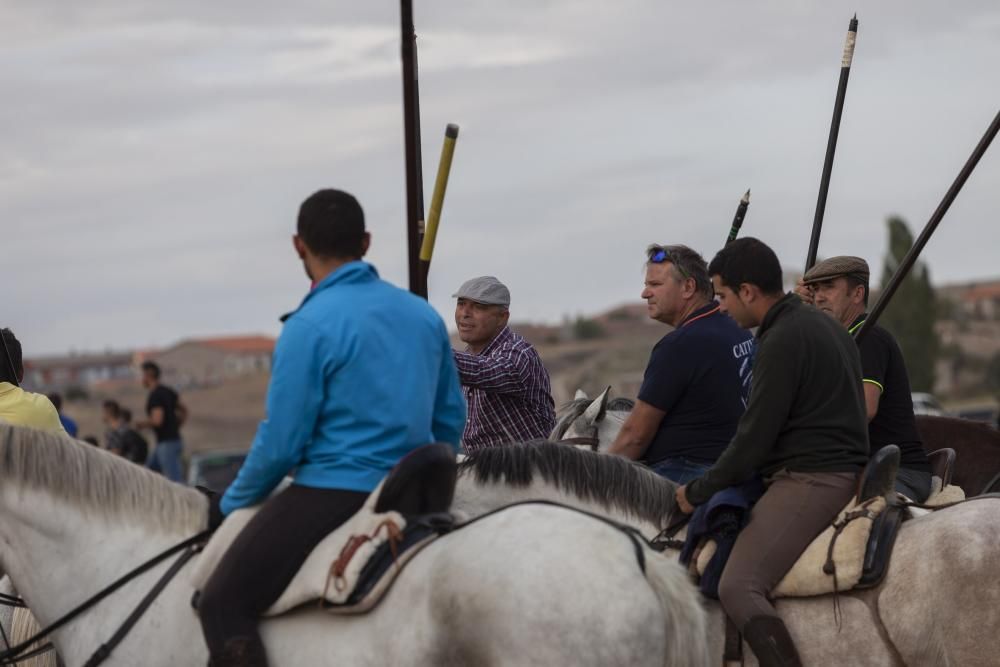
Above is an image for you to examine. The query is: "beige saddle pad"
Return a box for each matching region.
[189,480,435,616]
[679,496,887,598]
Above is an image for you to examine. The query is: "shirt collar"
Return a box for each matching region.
[757,292,800,338]
[467,326,513,356]
[849,312,868,335]
[679,301,721,328]
[0,382,18,396]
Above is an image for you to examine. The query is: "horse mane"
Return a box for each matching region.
[458,440,675,529]
[0,424,206,534]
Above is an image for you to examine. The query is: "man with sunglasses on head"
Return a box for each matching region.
[676,238,869,667]
[0,328,66,434]
[452,276,555,451]
[796,256,933,501]
[607,245,754,483]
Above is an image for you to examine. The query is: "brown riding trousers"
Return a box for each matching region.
[717,469,858,628]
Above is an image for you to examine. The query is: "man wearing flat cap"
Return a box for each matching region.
[797,256,932,501]
[452,276,555,451]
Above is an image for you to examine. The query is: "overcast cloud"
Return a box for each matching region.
[4,1,999,355]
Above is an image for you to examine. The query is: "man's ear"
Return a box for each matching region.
[292,235,307,260]
[738,282,754,304]
[359,232,371,257]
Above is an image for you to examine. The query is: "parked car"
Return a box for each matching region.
[910,392,947,417]
[187,450,247,492]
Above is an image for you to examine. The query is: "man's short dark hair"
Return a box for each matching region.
[141,361,161,379]
[708,237,784,295]
[121,408,133,423]
[0,328,22,384]
[297,189,366,260]
[845,274,870,306]
[47,392,63,411]
[103,400,122,419]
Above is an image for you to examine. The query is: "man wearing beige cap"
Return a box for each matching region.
[797,256,932,501]
[452,276,555,451]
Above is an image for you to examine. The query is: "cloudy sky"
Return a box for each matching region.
[4,1,999,356]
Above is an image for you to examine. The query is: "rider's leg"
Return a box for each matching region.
[649,457,711,485]
[717,470,857,667]
[198,485,368,667]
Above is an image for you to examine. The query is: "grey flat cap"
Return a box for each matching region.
[452,276,510,307]
[802,256,870,285]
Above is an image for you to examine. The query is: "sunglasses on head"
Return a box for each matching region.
[647,245,689,279]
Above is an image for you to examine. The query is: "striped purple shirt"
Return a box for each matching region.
[453,327,555,451]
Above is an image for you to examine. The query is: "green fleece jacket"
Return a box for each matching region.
[686,293,869,505]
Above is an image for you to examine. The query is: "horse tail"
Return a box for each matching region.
[10,608,58,667]
[642,550,711,667]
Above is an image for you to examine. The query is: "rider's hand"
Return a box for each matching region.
[675,485,695,515]
[794,280,815,305]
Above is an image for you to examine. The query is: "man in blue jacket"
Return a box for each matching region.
[198,189,467,666]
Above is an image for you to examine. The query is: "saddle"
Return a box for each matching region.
[190,444,458,616]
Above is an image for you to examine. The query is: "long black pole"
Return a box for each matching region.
[856,109,1000,342]
[725,189,751,246]
[805,15,859,272]
[401,0,426,297]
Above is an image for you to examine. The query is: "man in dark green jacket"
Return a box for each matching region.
[676,238,869,667]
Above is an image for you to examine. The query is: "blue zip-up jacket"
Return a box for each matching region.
[221,261,467,514]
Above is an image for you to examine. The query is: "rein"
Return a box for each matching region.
[0,530,209,666]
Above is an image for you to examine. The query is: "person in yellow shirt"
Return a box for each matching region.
[0,328,66,434]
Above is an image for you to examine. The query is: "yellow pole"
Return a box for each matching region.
[419,124,459,281]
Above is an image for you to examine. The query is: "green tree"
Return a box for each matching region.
[878,216,939,392]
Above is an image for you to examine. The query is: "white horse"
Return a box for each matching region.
[0,424,709,667]
[455,442,1000,666]
[549,387,632,452]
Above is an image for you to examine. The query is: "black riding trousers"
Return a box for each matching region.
[198,485,369,663]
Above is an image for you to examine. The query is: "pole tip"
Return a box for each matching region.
[850,14,858,30]
[445,123,460,139]
[742,189,751,202]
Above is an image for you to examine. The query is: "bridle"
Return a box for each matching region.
[0,530,208,666]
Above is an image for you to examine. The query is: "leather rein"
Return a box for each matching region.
[0,530,209,666]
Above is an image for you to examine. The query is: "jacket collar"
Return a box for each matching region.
[285,261,378,319]
[757,292,800,338]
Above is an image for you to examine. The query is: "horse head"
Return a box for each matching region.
[549,386,633,452]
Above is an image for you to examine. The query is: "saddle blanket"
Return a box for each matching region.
[680,496,887,598]
[190,481,441,616]
[682,481,965,598]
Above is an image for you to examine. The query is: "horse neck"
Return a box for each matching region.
[452,472,662,540]
[0,485,199,634]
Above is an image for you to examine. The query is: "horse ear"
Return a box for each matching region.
[583,386,611,424]
[574,389,589,401]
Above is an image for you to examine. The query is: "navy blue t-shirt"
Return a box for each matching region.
[638,302,755,465]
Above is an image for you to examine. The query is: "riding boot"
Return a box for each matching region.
[741,616,802,667]
[207,635,268,667]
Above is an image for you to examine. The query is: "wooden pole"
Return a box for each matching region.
[856,109,1000,342]
[420,124,460,286]
[805,15,859,271]
[725,189,751,246]
[400,0,427,297]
